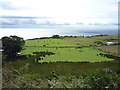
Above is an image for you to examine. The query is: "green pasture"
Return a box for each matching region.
[25,39,77,46]
[3,35,120,88]
[92,35,119,40]
[25,35,119,48]
[95,45,120,55]
[21,47,113,63]
[62,35,119,46]
[62,37,104,46]
[20,35,119,63]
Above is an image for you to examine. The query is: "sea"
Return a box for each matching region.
[0,28,118,40]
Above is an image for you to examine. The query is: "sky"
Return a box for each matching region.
[0,0,119,29]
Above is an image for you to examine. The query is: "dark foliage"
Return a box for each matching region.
[2,35,25,57]
[99,53,120,60]
[33,51,55,62]
[51,35,60,39]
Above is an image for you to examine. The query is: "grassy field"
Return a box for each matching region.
[91,35,119,40]
[21,47,113,63]
[62,37,99,46]
[20,35,119,75]
[2,35,120,88]
[95,45,120,55]
[62,35,119,46]
[20,36,119,63]
[25,39,77,46]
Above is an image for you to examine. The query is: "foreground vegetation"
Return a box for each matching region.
[3,65,120,88]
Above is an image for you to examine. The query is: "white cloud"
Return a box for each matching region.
[0,0,119,27]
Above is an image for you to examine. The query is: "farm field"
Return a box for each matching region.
[62,36,102,46]
[20,35,119,63]
[25,39,77,47]
[2,35,120,88]
[21,47,113,63]
[91,35,119,40]
[62,35,119,46]
[95,45,120,55]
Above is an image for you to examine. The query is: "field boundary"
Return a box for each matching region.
[92,47,120,57]
[24,46,81,48]
[24,45,98,48]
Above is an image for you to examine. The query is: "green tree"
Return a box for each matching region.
[2,35,25,57]
[51,35,60,39]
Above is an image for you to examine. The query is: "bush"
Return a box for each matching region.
[86,68,120,88]
[51,35,60,39]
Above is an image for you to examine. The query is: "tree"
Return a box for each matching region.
[51,35,60,39]
[2,35,25,57]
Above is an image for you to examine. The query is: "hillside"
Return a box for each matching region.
[2,35,120,88]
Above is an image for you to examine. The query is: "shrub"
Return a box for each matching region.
[51,35,60,39]
[86,68,120,88]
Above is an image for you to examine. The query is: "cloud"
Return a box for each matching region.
[0,15,118,28]
[0,1,19,10]
[0,0,118,28]
[0,0,31,10]
[0,16,53,19]
[76,23,83,25]
[0,16,58,28]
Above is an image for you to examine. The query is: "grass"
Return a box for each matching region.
[2,65,120,88]
[62,37,99,46]
[3,64,120,88]
[92,35,119,40]
[25,39,77,46]
[95,45,120,55]
[3,57,119,78]
[21,36,118,63]
[2,35,120,88]
[18,35,119,78]
[62,35,119,46]
[21,47,113,63]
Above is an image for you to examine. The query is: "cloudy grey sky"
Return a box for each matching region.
[0,0,119,28]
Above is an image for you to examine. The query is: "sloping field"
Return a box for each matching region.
[3,36,120,88]
[95,45,120,55]
[62,35,119,46]
[92,35,119,40]
[20,37,116,63]
[62,37,104,46]
[25,39,77,47]
[21,47,113,63]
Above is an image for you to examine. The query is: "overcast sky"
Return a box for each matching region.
[0,0,119,28]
